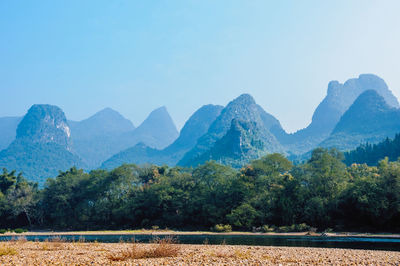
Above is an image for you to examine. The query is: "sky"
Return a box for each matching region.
[1,0,400,133]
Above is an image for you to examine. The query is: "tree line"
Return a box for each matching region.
[1,148,399,232]
[345,133,400,166]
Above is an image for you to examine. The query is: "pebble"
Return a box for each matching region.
[0,242,399,265]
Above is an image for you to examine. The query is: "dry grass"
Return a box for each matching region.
[9,236,27,243]
[107,236,180,261]
[0,244,17,256]
[40,236,66,251]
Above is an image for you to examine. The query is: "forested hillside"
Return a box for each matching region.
[1,148,399,232]
[345,134,400,165]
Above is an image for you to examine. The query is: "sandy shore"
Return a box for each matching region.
[0,241,399,265]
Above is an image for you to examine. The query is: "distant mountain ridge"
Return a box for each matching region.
[70,106,178,169]
[70,107,135,138]
[69,107,135,169]
[275,74,399,154]
[320,90,400,150]
[0,116,22,150]
[2,73,400,179]
[101,104,224,169]
[120,106,179,150]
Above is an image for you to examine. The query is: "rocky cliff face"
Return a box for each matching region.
[16,104,72,149]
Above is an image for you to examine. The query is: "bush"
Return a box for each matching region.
[151,225,160,231]
[107,237,180,261]
[0,229,6,234]
[275,224,311,233]
[13,228,26,234]
[0,245,17,256]
[261,225,275,233]
[212,224,232,233]
[276,226,291,233]
[295,223,311,232]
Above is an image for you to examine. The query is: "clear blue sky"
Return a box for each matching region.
[1,0,400,132]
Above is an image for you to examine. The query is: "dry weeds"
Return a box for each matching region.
[0,244,17,257]
[40,236,66,251]
[108,236,180,261]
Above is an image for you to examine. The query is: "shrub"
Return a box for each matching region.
[276,226,291,233]
[107,236,180,261]
[275,224,311,233]
[0,229,6,234]
[0,245,17,256]
[13,228,25,234]
[262,225,275,233]
[295,223,310,232]
[212,224,232,233]
[151,225,160,231]
[41,237,66,251]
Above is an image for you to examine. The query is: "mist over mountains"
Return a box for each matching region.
[1,74,400,184]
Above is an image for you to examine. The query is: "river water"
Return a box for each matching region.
[1,234,399,251]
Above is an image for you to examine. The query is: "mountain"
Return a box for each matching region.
[68,106,178,169]
[101,104,224,169]
[15,104,72,148]
[0,116,22,150]
[69,108,135,169]
[70,107,135,138]
[120,106,178,150]
[320,90,400,151]
[0,104,85,185]
[344,133,400,166]
[275,74,399,154]
[178,94,284,167]
[185,119,276,168]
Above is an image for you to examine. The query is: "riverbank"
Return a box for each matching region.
[3,229,400,238]
[0,241,399,265]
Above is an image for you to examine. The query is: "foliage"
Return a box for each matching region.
[345,134,400,166]
[0,148,400,232]
[212,224,232,233]
[0,245,17,256]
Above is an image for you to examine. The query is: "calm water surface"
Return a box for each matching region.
[1,234,399,251]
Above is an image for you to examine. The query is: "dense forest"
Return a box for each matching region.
[345,133,400,166]
[1,148,399,232]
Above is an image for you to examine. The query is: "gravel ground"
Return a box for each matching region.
[0,241,399,265]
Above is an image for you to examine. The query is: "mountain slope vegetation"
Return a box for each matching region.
[320,90,400,151]
[101,104,223,169]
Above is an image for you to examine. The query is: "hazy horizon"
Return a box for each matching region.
[1,1,400,133]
